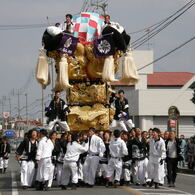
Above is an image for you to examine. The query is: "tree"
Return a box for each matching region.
[191,90,195,104]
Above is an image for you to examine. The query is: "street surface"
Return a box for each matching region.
[0,154,195,195]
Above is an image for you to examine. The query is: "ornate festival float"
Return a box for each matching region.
[36,1,139,131]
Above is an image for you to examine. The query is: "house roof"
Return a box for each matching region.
[147,72,195,86]
[112,72,195,86]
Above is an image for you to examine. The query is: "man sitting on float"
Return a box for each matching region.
[61,14,75,34]
[101,14,131,53]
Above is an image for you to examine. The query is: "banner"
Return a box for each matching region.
[58,34,79,56]
[93,35,115,58]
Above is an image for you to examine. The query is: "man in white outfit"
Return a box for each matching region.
[16,129,38,189]
[83,128,106,187]
[35,129,54,191]
[61,14,75,34]
[61,133,88,190]
[106,129,128,187]
[46,91,70,131]
[111,90,135,132]
[148,128,166,189]
[101,14,124,34]
[101,15,131,52]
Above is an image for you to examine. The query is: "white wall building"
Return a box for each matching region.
[112,50,195,137]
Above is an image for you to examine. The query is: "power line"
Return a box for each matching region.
[130,0,194,35]
[138,35,195,72]
[0,23,49,31]
[132,0,194,44]
[129,21,165,35]
[131,0,195,48]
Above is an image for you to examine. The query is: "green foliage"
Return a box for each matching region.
[191,90,195,104]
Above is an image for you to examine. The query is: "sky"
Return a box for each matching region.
[0,0,195,119]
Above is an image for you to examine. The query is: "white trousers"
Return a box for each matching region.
[36,158,52,182]
[0,157,8,169]
[20,161,35,187]
[121,161,131,182]
[97,163,108,178]
[78,161,83,180]
[48,163,55,187]
[111,119,135,132]
[107,157,122,181]
[144,158,150,182]
[48,119,70,131]
[61,161,78,185]
[148,157,165,184]
[83,155,100,185]
[56,163,64,186]
[132,159,147,184]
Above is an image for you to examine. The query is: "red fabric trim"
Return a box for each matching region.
[81,13,90,18]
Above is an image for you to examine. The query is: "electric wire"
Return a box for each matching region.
[131,0,195,48]
[138,35,195,72]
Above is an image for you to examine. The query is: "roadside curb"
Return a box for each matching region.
[178,168,195,175]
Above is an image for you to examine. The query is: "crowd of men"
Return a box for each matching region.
[12,127,186,191]
[1,88,195,191]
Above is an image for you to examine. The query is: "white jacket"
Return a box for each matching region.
[109,137,128,158]
[149,137,166,161]
[101,21,124,34]
[88,134,105,158]
[61,22,75,33]
[64,141,88,162]
[36,137,54,161]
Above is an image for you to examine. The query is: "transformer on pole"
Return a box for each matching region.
[81,0,108,16]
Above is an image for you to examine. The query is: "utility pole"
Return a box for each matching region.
[0,99,4,117]
[145,28,152,50]
[25,93,28,126]
[41,88,44,124]
[17,89,21,119]
[8,97,12,118]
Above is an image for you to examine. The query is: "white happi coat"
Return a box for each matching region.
[107,137,128,181]
[148,137,166,184]
[36,137,54,182]
[61,141,88,185]
[83,134,106,185]
[61,22,75,33]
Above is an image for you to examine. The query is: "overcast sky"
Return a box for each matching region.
[0,0,195,118]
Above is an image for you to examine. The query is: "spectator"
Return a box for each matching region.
[148,128,166,189]
[0,136,11,174]
[165,131,181,187]
[164,131,169,141]
[186,137,195,169]
[178,135,187,167]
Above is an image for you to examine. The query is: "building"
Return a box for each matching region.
[112,50,195,137]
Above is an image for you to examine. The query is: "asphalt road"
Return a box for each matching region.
[0,154,195,195]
